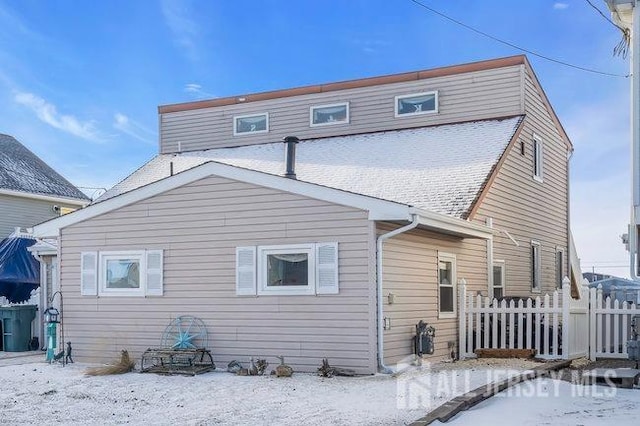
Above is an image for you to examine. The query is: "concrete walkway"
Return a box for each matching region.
[410,360,572,426]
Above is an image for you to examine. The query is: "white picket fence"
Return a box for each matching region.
[459,278,590,360]
[590,285,640,359]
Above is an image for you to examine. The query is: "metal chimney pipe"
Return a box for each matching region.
[283,136,299,179]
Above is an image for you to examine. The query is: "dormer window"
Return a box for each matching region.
[233,113,269,136]
[310,102,349,127]
[395,91,438,117]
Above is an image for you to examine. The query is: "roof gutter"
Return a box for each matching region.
[377,214,420,374]
[410,207,494,240]
[0,188,89,206]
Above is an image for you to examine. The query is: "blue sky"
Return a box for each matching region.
[0,0,632,277]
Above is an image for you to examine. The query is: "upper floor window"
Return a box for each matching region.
[233,113,269,136]
[310,102,349,127]
[556,248,564,289]
[533,135,544,182]
[395,91,438,117]
[531,241,541,293]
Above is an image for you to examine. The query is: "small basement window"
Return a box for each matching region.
[395,91,438,117]
[233,113,269,136]
[310,102,349,127]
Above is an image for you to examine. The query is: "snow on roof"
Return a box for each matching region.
[0,134,89,201]
[97,116,523,218]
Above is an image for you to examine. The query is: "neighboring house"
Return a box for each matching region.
[588,277,640,304]
[0,134,90,237]
[583,272,614,283]
[33,55,575,374]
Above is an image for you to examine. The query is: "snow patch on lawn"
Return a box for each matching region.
[0,359,536,425]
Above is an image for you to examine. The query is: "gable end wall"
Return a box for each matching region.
[472,65,569,296]
[59,175,376,374]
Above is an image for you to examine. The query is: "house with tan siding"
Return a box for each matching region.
[32,55,575,374]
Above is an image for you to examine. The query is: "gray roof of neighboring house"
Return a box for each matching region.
[588,277,640,291]
[0,134,89,202]
[97,116,523,218]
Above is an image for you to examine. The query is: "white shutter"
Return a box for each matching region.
[145,250,164,296]
[236,246,257,296]
[80,252,98,296]
[316,242,339,295]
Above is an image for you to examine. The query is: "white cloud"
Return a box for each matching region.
[14,91,102,142]
[113,112,155,145]
[184,83,214,99]
[553,2,569,10]
[161,0,200,61]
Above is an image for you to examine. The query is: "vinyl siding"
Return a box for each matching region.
[59,175,376,374]
[160,65,523,153]
[379,223,488,365]
[472,65,569,296]
[0,194,77,237]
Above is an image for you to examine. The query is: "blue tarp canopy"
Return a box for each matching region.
[0,237,39,303]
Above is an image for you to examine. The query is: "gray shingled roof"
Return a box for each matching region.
[0,134,89,201]
[97,116,523,218]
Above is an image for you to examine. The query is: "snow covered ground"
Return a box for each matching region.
[0,357,537,425]
[439,378,640,426]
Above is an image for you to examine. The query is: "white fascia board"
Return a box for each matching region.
[0,188,89,206]
[410,207,494,239]
[33,160,411,237]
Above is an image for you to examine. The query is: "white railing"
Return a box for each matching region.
[590,285,640,360]
[459,278,589,360]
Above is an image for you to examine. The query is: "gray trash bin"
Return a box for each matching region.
[0,305,37,352]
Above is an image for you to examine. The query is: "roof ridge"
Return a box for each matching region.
[159,55,526,114]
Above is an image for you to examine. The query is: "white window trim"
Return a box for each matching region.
[257,244,316,296]
[233,112,269,136]
[533,134,544,183]
[98,251,146,297]
[531,241,541,293]
[492,260,505,299]
[394,90,439,118]
[309,102,350,127]
[437,252,456,319]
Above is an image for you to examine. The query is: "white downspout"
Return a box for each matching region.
[377,214,419,374]
[486,218,494,298]
[631,2,640,280]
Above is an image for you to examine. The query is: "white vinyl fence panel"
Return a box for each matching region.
[590,284,640,360]
[459,278,588,360]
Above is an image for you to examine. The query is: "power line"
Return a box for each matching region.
[583,0,630,58]
[584,0,623,32]
[406,0,629,78]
